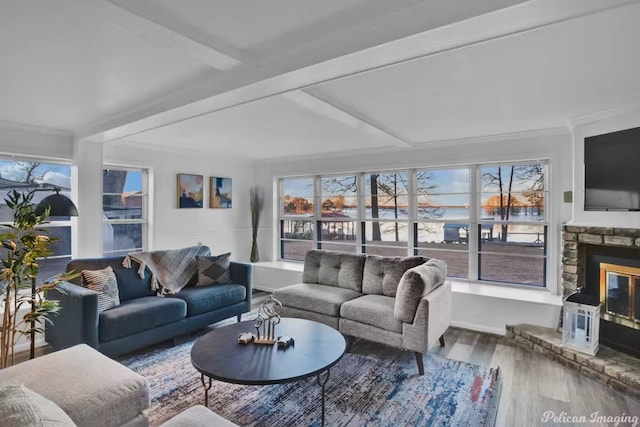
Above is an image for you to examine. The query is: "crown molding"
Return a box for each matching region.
[0,120,73,138]
[567,102,640,127]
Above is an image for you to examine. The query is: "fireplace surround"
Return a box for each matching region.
[562,225,640,356]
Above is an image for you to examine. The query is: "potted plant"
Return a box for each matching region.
[250,186,265,263]
[0,190,76,368]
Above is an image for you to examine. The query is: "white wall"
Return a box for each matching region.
[103,140,255,261]
[255,130,574,292]
[0,123,72,160]
[572,109,640,228]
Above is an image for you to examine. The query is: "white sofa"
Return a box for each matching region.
[0,344,236,426]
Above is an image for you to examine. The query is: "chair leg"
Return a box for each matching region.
[415,352,425,376]
[439,334,445,347]
[237,314,242,322]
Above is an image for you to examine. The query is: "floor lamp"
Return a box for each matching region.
[29,187,79,359]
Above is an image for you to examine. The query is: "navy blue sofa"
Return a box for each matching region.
[45,251,252,357]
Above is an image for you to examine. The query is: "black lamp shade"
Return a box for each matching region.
[35,193,79,217]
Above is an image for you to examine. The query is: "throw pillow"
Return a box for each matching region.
[0,384,77,427]
[81,266,120,313]
[196,253,231,286]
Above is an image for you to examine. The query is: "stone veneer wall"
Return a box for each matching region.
[561,225,640,297]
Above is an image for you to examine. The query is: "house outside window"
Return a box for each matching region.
[0,159,73,282]
[103,167,148,256]
[278,161,548,287]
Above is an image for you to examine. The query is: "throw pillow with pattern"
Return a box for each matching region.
[196,253,231,286]
[81,266,120,313]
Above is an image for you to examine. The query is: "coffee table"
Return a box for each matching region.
[191,318,346,426]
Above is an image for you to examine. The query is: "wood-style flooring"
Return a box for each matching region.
[433,328,640,427]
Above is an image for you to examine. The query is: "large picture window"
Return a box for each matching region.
[0,159,73,282]
[279,161,549,287]
[103,167,148,256]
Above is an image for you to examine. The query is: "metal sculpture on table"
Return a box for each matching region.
[253,296,283,345]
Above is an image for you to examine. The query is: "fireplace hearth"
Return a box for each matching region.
[562,226,640,357]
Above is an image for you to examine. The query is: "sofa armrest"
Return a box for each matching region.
[230,261,252,298]
[45,281,99,350]
[402,281,452,353]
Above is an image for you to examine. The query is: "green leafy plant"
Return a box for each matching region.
[0,190,76,368]
[250,186,265,263]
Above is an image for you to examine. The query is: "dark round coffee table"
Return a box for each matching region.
[191,318,346,425]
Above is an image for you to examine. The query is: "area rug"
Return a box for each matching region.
[118,319,501,427]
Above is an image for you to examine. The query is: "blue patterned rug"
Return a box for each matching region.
[119,318,501,426]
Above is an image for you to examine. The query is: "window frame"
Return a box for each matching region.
[102,165,149,256]
[278,160,550,289]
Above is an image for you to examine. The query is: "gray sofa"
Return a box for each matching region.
[45,247,252,357]
[0,344,237,426]
[273,250,451,374]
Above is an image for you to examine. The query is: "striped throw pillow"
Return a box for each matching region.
[196,253,231,286]
[81,266,120,313]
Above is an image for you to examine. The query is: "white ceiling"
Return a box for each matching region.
[1,0,639,160]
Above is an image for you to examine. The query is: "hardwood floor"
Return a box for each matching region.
[433,327,640,427]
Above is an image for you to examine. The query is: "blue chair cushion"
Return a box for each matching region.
[169,284,247,316]
[99,296,186,342]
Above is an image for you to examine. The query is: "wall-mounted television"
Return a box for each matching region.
[584,126,640,211]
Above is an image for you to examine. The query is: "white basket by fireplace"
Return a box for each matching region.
[562,289,601,356]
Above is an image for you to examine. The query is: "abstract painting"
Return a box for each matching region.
[177,174,203,208]
[210,177,232,208]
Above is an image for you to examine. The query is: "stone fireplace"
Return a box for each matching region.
[562,225,640,356]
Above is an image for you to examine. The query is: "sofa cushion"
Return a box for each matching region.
[160,405,238,427]
[99,296,187,342]
[274,283,361,317]
[196,253,231,286]
[302,250,365,292]
[169,284,246,316]
[340,294,402,333]
[67,257,155,301]
[394,258,448,323]
[0,384,76,427]
[81,266,120,313]
[363,255,426,297]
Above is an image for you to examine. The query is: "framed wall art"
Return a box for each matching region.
[210,177,232,208]
[177,173,204,208]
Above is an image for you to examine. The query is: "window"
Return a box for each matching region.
[478,163,547,286]
[414,168,470,278]
[278,161,549,288]
[103,167,148,256]
[0,159,72,283]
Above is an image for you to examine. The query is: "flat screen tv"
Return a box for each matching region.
[584,126,640,211]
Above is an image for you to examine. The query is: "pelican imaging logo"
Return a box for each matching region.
[541,411,638,426]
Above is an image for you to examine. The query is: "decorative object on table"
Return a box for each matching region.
[237,332,256,344]
[209,177,232,208]
[0,190,78,367]
[249,186,264,263]
[276,335,294,349]
[562,287,601,356]
[177,174,203,208]
[253,296,283,344]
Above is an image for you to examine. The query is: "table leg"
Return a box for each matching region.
[316,369,330,427]
[200,373,212,407]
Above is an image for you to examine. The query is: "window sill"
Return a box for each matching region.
[251,261,304,272]
[449,279,562,306]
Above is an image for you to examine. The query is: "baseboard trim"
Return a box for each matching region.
[451,321,505,336]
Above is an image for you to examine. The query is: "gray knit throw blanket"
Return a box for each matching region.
[122,246,210,295]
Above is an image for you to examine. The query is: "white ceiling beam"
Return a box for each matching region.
[296,88,413,147]
[80,0,639,143]
[100,0,244,70]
